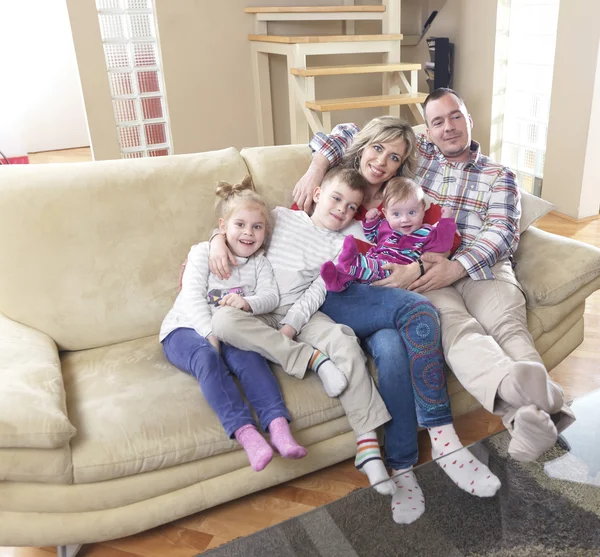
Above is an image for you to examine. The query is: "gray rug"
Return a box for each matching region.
[200,431,600,556]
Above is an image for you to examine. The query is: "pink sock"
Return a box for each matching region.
[338,235,359,270]
[321,261,353,292]
[234,424,273,471]
[268,417,307,459]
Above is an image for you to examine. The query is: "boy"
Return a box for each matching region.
[210,167,396,495]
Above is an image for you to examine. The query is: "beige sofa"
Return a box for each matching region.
[1,144,600,547]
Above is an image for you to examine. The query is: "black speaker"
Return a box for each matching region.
[425,37,454,92]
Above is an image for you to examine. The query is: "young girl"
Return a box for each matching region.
[321,177,457,292]
[160,177,306,472]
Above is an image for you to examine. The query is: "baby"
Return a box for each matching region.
[321,176,457,292]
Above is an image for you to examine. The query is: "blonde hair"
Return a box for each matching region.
[382,177,425,209]
[214,175,272,237]
[341,116,418,185]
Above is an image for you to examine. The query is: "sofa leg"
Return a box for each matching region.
[57,545,82,557]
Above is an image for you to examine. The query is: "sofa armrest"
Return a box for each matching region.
[514,226,600,307]
[0,313,76,448]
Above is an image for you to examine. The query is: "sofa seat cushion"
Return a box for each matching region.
[0,444,72,484]
[0,314,76,449]
[515,226,600,307]
[63,335,345,484]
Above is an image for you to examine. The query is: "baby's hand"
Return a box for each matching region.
[441,206,456,219]
[365,208,380,221]
[219,293,251,312]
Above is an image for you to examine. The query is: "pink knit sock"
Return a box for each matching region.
[321,261,354,292]
[234,424,273,471]
[338,235,359,270]
[268,417,307,459]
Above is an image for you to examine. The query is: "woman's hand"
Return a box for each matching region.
[208,232,237,280]
[280,324,297,340]
[219,293,251,312]
[372,262,421,289]
[293,153,330,213]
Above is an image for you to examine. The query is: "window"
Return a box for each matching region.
[96,0,172,158]
[496,0,559,196]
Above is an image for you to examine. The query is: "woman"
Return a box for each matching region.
[209,117,500,524]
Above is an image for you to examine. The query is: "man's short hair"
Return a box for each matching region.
[322,166,369,197]
[423,88,467,124]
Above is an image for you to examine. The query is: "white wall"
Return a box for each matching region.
[0,0,89,157]
[542,0,600,219]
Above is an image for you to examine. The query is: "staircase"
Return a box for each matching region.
[246,1,428,145]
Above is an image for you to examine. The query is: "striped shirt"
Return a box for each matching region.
[267,207,363,332]
[160,242,279,341]
[310,124,521,280]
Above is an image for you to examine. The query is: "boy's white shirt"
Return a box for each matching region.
[264,207,365,333]
[159,242,279,341]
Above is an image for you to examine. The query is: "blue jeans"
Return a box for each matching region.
[321,283,452,470]
[162,327,290,438]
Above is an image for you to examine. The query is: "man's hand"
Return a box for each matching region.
[365,208,380,221]
[408,253,467,293]
[293,154,330,213]
[207,335,221,352]
[280,324,297,340]
[208,232,237,280]
[219,293,251,312]
[372,262,421,289]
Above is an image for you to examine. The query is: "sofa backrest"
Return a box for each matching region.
[0,149,250,351]
[241,144,312,209]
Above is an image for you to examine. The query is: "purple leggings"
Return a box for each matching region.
[162,327,290,437]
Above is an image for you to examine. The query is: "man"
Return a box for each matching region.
[294,88,575,462]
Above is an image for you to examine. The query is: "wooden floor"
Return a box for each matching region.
[2,148,600,557]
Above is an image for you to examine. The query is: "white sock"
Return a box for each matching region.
[498,361,564,415]
[391,468,425,524]
[429,424,501,497]
[508,404,558,462]
[315,359,348,398]
[355,433,397,496]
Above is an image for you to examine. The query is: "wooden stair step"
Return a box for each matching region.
[291,63,421,77]
[245,6,385,14]
[249,34,403,44]
[306,93,429,112]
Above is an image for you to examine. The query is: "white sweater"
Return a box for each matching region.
[267,207,363,332]
[159,242,279,341]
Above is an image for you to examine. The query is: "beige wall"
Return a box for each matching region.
[70,1,502,158]
[403,0,499,154]
[543,1,600,220]
[66,0,120,161]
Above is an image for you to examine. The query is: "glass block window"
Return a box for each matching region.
[498,0,559,196]
[96,0,171,158]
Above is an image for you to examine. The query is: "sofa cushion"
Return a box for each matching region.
[0,314,76,449]
[0,150,249,351]
[240,145,312,210]
[515,226,600,307]
[520,189,554,231]
[0,444,73,484]
[64,336,345,484]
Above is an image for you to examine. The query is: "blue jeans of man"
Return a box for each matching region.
[162,327,290,438]
[321,283,452,470]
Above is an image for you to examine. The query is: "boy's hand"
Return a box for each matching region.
[219,293,251,312]
[207,335,221,352]
[365,208,380,221]
[280,324,297,340]
[208,232,237,280]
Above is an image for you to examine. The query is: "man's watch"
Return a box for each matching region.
[416,256,425,277]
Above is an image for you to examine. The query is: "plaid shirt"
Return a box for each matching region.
[309,124,521,280]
